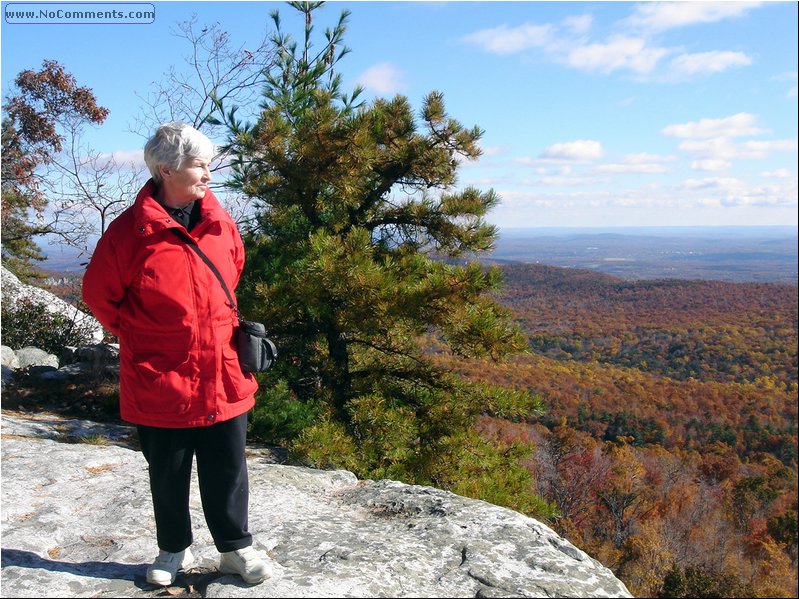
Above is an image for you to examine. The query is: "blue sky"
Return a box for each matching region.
[2,1,797,229]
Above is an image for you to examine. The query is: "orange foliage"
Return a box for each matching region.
[443,264,798,597]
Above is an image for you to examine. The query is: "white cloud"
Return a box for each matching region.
[742,139,799,155]
[683,176,742,193]
[625,2,762,32]
[510,163,613,186]
[537,175,610,186]
[678,138,736,159]
[594,152,673,173]
[682,177,718,193]
[720,182,797,208]
[681,176,797,207]
[462,8,759,83]
[598,162,669,174]
[562,14,592,35]
[678,137,797,160]
[97,149,146,170]
[355,63,407,95]
[788,85,798,99]
[669,51,752,77]
[465,177,507,187]
[691,159,732,171]
[662,113,766,139]
[462,23,552,54]
[567,36,669,74]
[760,169,792,178]
[479,145,504,157]
[538,140,604,161]
[624,152,676,164]
[489,174,797,227]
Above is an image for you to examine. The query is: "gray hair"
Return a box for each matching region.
[143,122,215,183]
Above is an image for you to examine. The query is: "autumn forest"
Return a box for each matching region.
[434,263,798,598]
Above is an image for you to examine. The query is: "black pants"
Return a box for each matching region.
[137,413,252,553]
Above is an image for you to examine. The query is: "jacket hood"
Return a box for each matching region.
[133,179,229,237]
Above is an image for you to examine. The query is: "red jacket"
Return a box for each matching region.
[82,180,258,428]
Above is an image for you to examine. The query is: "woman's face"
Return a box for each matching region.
[158,157,211,208]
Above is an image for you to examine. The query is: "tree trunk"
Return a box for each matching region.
[326,327,352,427]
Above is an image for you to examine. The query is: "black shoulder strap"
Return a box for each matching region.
[170,228,239,317]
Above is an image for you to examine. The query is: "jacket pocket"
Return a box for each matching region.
[124,326,199,415]
[221,335,258,401]
[130,351,199,415]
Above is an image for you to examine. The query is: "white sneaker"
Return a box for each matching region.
[218,546,272,584]
[146,547,195,586]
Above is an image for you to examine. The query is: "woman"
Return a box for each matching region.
[83,122,271,586]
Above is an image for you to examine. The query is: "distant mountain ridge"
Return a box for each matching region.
[487,226,798,284]
[37,226,798,283]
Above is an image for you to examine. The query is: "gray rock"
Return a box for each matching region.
[74,343,120,375]
[36,368,74,381]
[12,343,122,382]
[14,346,59,369]
[1,414,632,598]
[2,345,20,369]
[75,343,119,361]
[1,414,135,445]
[1,346,19,389]
[1,266,104,344]
[40,343,122,381]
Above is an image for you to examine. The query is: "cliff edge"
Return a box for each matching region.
[1,413,632,598]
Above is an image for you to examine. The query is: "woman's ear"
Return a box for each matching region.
[158,164,171,181]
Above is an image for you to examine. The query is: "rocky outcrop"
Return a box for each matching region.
[1,346,20,387]
[1,346,20,369]
[9,346,60,370]
[1,266,103,344]
[1,413,633,598]
[1,343,120,390]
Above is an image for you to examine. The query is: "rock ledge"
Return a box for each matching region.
[1,413,632,598]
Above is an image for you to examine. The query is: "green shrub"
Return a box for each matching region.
[425,430,559,519]
[248,378,320,446]
[1,297,95,355]
[290,416,362,473]
[275,381,557,521]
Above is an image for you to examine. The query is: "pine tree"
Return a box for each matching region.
[217,2,552,517]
